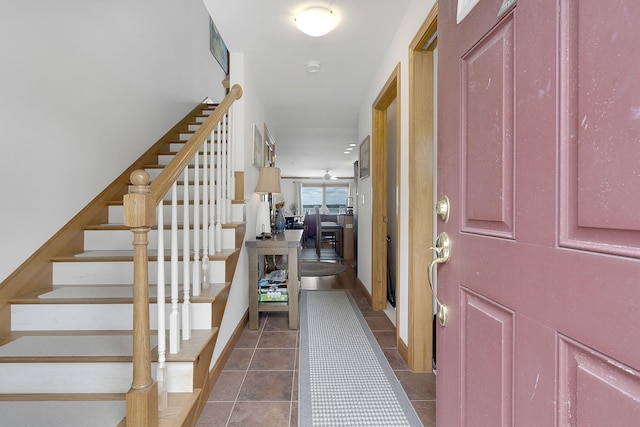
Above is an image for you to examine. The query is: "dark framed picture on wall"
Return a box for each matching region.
[359,135,370,178]
[209,17,229,75]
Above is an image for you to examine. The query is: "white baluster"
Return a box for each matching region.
[220,116,227,227]
[192,151,201,296]
[231,111,236,212]
[201,138,210,289]
[209,128,216,257]
[225,112,233,222]
[169,182,180,354]
[215,121,223,252]
[182,168,191,341]
[156,204,167,410]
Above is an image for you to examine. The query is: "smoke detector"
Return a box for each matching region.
[306,60,321,73]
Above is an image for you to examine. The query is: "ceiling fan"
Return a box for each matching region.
[323,170,338,181]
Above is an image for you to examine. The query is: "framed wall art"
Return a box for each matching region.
[252,124,263,169]
[359,135,370,179]
[263,124,276,167]
[209,17,229,75]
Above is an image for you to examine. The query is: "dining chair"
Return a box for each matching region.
[315,206,336,256]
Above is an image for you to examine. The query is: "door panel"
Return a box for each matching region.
[462,15,515,238]
[559,336,640,425]
[461,288,513,427]
[437,0,640,425]
[559,0,640,256]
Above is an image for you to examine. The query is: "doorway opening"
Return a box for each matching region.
[371,64,401,322]
[407,4,438,371]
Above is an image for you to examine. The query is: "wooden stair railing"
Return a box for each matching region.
[123,84,242,425]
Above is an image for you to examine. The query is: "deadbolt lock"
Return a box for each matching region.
[435,195,450,223]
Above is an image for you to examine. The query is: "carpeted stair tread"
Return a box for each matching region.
[50,248,239,262]
[0,399,126,427]
[0,329,216,363]
[0,334,157,362]
[9,283,227,304]
[106,198,246,207]
[83,222,245,230]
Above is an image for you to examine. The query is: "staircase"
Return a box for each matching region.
[0,87,245,426]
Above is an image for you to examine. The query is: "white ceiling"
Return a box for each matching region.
[202,0,412,179]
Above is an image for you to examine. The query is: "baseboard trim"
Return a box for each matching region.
[397,336,409,365]
[208,310,249,384]
[356,277,372,308]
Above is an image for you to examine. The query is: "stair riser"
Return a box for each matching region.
[157,155,228,169]
[109,204,244,225]
[140,183,230,202]
[144,167,200,182]
[110,204,196,224]
[0,361,194,393]
[52,260,227,285]
[165,142,212,153]
[84,228,236,251]
[11,303,213,331]
[232,203,245,223]
[168,142,226,153]
[187,121,228,131]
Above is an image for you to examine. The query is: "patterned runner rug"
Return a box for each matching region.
[299,290,422,426]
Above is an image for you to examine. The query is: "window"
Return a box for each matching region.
[302,184,349,214]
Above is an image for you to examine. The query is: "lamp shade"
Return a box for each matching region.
[255,167,282,194]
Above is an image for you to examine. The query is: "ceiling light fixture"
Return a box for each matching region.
[323,170,338,181]
[295,6,337,37]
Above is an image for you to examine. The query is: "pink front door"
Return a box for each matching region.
[437,0,640,425]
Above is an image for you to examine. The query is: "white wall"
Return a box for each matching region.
[212,52,271,363]
[357,0,437,342]
[0,0,226,282]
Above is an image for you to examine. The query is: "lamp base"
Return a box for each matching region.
[256,201,271,237]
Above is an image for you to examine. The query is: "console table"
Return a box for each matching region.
[245,229,303,330]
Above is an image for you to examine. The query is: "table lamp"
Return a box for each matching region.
[255,166,282,237]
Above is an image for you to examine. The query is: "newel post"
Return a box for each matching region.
[123,170,159,426]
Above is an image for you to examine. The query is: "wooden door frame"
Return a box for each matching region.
[371,65,400,312]
[407,4,438,371]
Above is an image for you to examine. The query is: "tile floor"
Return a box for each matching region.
[196,258,436,426]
